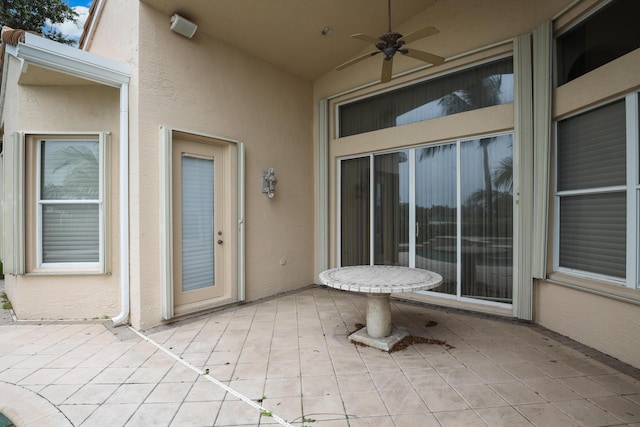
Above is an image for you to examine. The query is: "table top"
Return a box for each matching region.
[319,265,443,294]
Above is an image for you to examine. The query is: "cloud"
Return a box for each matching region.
[47,5,90,43]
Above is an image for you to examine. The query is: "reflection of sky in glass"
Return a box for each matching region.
[400,134,513,207]
[396,74,514,126]
[460,135,513,202]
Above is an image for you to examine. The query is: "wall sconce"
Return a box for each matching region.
[170,14,198,39]
[262,168,278,198]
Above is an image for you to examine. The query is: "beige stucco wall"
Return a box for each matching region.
[313,0,572,277]
[535,280,640,368]
[312,0,640,368]
[2,67,122,319]
[121,4,314,329]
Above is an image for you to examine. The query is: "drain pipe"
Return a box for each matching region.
[112,82,130,326]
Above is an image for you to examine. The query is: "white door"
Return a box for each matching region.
[172,137,234,315]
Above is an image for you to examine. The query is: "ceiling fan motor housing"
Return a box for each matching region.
[377,32,405,60]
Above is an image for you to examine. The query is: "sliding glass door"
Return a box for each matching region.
[339,133,513,305]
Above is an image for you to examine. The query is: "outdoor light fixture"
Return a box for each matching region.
[170,14,197,39]
[262,168,278,198]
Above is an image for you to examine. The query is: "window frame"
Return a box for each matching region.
[33,133,108,273]
[334,54,515,139]
[554,0,640,87]
[553,92,639,289]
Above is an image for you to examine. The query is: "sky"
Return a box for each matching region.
[47,0,93,44]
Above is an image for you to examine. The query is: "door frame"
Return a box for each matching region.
[159,126,245,320]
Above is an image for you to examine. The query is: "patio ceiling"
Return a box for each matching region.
[139,0,439,81]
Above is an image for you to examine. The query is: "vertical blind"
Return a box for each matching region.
[181,155,215,292]
[340,157,370,266]
[339,58,514,137]
[40,140,100,264]
[374,152,409,266]
[415,144,457,295]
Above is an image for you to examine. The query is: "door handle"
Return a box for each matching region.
[217,239,223,245]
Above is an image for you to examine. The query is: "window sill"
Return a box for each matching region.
[543,272,640,306]
[25,269,109,276]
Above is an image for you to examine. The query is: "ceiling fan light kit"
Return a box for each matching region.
[336,0,444,83]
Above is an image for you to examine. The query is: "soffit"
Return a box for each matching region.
[18,64,100,85]
[139,0,439,81]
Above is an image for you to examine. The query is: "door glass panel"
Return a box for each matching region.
[460,135,513,302]
[415,144,457,295]
[374,151,409,266]
[181,155,215,291]
[340,157,370,266]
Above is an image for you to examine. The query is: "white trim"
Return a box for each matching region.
[369,154,374,265]
[160,126,174,320]
[316,99,329,274]
[532,21,552,280]
[626,94,638,288]
[512,32,534,320]
[16,33,129,87]
[112,83,130,326]
[553,92,638,289]
[455,140,462,299]
[408,149,416,269]
[34,135,106,272]
[12,132,25,275]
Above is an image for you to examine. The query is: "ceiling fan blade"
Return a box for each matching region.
[351,33,381,44]
[403,48,445,65]
[400,26,439,44]
[381,58,393,83]
[336,51,380,71]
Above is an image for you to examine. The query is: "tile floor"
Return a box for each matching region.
[0,285,639,426]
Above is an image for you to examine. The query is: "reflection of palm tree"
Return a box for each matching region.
[44,145,99,200]
[438,75,503,114]
[439,75,503,235]
[493,156,513,193]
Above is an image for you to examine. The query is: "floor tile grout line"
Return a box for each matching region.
[127,325,294,427]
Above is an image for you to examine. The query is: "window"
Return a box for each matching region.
[339,133,513,304]
[36,137,106,270]
[338,57,514,137]
[555,94,639,287]
[556,0,640,86]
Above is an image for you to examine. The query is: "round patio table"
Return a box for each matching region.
[319,265,443,351]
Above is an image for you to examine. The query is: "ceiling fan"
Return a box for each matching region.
[336,0,445,83]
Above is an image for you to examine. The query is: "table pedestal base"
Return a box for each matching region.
[348,292,407,351]
[348,326,409,352]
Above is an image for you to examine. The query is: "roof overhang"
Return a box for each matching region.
[1,30,129,127]
[14,32,129,87]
